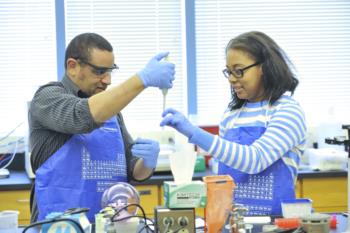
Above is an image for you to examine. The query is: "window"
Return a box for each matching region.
[195,0,350,127]
[65,0,186,131]
[0,0,57,136]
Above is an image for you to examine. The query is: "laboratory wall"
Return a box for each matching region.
[0,0,350,137]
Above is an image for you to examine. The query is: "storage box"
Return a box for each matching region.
[281,198,313,218]
[163,181,207,208]
[194,155,206,172]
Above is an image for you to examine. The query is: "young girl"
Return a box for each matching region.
[160,31,306,216]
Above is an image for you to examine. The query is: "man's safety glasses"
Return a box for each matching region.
[79,58,119,76]
[222,62,260,79]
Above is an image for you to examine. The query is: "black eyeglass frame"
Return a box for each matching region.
[222,62,260,79]
[78,58,119,76]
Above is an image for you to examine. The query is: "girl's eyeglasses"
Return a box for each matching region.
[222,62,260,79]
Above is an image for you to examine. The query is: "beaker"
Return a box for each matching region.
[0,210,19,233]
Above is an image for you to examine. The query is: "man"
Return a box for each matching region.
[28,32,175,222]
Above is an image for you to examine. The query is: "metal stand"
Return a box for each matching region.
[341,125,350,233]
[345,154,350,233]
[325,125,350,232]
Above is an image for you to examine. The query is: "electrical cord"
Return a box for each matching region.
[0,122,23,142]
[0,122,25,169]
[163,221,171,233]
[0,138,18,169]
[110,203,154,233]
[172,226,186,233]
[137,223,155,233]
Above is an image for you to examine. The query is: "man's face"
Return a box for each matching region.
[76,48,116,96]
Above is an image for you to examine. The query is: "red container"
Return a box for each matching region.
[274,218,300,229]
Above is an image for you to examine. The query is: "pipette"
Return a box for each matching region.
[162,88,168,113]
[162,56,170,113]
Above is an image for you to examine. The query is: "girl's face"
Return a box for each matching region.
[225,49,265,102]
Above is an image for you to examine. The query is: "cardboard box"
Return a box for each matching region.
[163,181,207,208]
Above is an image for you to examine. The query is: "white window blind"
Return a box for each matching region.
[65,0,186,131]
[195,0,350,127]
[0,0,57,136]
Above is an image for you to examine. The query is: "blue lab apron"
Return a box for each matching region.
[35,117,127,222]
[218,126,295,216]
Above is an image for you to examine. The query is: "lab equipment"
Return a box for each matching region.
[0,123,24,179]
[131,138,160,169]
[162,88,168,114]
[300,213,331,233]
[228,204,248,233]
[317,106,344,150]
[154,206,195,233]
[0,210,19,233]
[162,55,170,114]
[274,217,301,229]
[22,208,90,233]
[98,182,140,233]
[304,148,347,171]
[261,224,278,232]
[42,211,90,233]
[100,182,140,217]
[281,198,312,218]
[137,52,175,89]
[325,124,350,233]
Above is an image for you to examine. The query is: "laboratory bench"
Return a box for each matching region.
[0,168,348,225]
[15,214,350,232]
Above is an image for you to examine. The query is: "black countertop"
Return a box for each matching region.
[0,170,33,190]
[0,168,347,191]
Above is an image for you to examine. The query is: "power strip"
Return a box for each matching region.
[154,206,195,233]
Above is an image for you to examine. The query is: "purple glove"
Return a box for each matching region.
[131,138,160,169]
[160,108,197,138]
[137,52,175,89]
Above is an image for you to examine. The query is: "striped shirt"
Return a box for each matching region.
[208,94,307,182]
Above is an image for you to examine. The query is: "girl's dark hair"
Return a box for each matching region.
[64,32,113,69]
[226,31,299,110]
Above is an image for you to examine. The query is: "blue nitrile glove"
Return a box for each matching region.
[137,52,175,89]
[160,108,197,138]
[160,108,215,151]
[131,138,160,169]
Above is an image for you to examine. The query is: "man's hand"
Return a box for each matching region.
[131,138,160,169]
[137,52,175,89]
